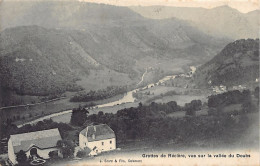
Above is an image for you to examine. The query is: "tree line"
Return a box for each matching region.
[86,101,250,145]
[1,119,73,141]
[208,88,259,114]
[70,85,128,102]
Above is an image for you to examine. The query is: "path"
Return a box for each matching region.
[137,68,148,85]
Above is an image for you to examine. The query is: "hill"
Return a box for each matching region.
[0,25,134,96]
[130,6,259,40]
[0,1,142,30]
[0,21,227,97]
[193,39,259,88]
[0,1,241,41]
[0,2,230,106]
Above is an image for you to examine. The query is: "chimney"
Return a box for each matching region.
[92,125,96,140]
[86,126,88,136]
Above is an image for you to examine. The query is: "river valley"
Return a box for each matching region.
[17,66,197,127]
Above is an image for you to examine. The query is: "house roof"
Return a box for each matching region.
[10,128,62,153]
[80,124,115,142]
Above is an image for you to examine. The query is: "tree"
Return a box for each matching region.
[242,101,253,113]
[138,102,143,108]
[76,150,87,158]
[48,150,59,159]
[185,108,196,116]
[70,106,89,126]
[254,87,259,100]
[0,114,3,140]
[242,90,251,103]
[56,140,75,158]
[190,100,202,111]
[98,111,104,117]
[16,150,27,165]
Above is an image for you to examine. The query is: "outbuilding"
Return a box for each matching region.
[8,128,62,165]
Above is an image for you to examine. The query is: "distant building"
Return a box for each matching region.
[8,128,62,165]
[233,85,246,91]
[212,85,227,94]
[219,85,227,91]
[79,124,116,155]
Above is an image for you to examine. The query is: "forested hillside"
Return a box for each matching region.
[193,39,259,87]
[0,3,230,106]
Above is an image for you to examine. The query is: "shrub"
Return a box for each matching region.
[76,150,87,158]
[16,150,27,165]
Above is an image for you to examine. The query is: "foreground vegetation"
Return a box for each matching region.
[72,87,259,145]
[0,88,258,161]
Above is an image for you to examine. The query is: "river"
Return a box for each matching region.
[17,66,196,128]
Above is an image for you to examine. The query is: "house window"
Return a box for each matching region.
[110,141,112,144]
[85,143,87,146]
[102,142,104,146]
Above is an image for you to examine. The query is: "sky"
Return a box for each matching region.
[2,0,259,13]
[77,0,259,13]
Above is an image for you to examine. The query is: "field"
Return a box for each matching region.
[167,109,208,118]
[76,68,137,91]
[222,104,242,113]
[152,95,207,106]
[51,102,140,124]
[134,85,209,106]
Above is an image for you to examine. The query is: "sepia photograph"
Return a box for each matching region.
[0,0,259,165]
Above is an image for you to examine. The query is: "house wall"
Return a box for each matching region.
[79,133,89,149]
[88,138,116,152]
[8,139,17,165]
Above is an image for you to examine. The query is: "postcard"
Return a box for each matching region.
[0,0,259,165]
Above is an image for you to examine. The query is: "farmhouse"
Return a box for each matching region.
[8,128,62,165]
[79,124,116,155]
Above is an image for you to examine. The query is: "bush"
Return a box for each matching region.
[56,140,75,159]
[76,150,87,158]
[16,150,27,165]
[185,109,196,116]
[48,150,59,159]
